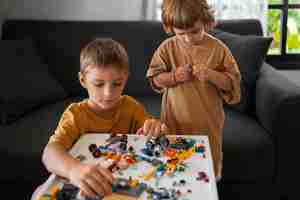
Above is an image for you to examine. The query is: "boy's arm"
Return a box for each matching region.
[131,101,168,136]
[42,104,82,179]
[42,142,114,198]
[42,142,80,180]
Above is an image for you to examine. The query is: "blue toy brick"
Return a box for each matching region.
[141,148,154,157]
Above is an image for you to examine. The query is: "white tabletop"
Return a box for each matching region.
[37,134,219,200]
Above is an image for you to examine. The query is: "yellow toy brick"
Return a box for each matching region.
[49,185,60,200]
[38,194,51,200]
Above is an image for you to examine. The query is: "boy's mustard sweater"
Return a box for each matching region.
[48,95,151,149]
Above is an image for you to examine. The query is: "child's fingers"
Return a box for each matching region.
[78,190,91,199]
[88,169,112,196]
[95,177,112,196]
[79,190,87,197]
[97,167,115,185]
[194,68,208,81]
[143,120,154,135]
[184,64,192,70]
[152,124,161,138]
[87,175,108,196]
[92,168,113,191]
[161,123,168,134]
[79,180,99,198]
[136,127,144,135]
[183,66,192,73]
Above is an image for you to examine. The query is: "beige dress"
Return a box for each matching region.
[146,33,241,178]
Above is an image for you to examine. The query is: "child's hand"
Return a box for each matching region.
[136,119,168,138]
[193,65,210,82]
[174,64,193,83]
[68,162,114,198]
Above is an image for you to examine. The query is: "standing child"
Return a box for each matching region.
[32,38,166,199]
[146,0,241,180]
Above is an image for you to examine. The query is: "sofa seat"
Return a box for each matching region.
[222,107,275,182]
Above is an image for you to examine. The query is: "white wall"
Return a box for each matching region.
[0,0,146,37]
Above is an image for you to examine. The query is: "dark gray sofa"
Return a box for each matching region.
[1,19,299,200]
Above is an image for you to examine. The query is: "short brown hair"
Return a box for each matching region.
[80,38,129,73]
[162,0,215,34]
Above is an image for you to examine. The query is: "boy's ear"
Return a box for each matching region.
[78,72,87,88]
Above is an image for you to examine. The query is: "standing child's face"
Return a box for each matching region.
[79,65,128,111]
[173,19,205,46]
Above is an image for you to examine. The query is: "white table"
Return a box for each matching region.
[35,134,219,200]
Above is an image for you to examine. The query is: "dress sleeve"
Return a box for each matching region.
[219,47,241,104]
[146,45,169,93]
[48,105,81,150]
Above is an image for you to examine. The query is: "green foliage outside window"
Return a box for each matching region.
[267,0,300,54]
[267,9,281,54]
[287,9,300,53]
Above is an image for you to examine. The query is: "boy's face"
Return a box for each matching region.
[79,65,128,111]
[173,19,205,46]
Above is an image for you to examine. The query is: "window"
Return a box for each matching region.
[154,0,300,67]
[268,0,300,56]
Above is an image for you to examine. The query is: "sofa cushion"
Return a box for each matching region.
[0,97,81,182]
[210,29,272,115]
[32,21,168,97]
[0,39,67,124]
[135,95,161,118]
[222,106,275,182]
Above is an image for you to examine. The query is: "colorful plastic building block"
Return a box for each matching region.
[142,135,170,157]
[56,183,103,200]
[196,171,209,183]
[112,178,147,197]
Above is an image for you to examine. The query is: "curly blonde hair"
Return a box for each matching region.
[161,0,216,34]
[80,38,129,73]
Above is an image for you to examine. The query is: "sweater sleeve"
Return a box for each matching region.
[219,46,241,104]
[48,104,82,150]
[146,44,170,93]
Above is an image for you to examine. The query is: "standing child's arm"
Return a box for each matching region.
[147,43,193,92]
[218,47,241,104]
[193,66,232,91]
[193,46,241,104]
[153,64,193,89]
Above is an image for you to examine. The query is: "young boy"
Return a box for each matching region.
[146,0,241,181]
[33,38,167,199]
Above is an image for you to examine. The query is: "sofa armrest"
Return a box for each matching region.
[255,62,300,199]
[256,62,300,134]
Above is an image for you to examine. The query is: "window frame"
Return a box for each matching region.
[267,0,300,68]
